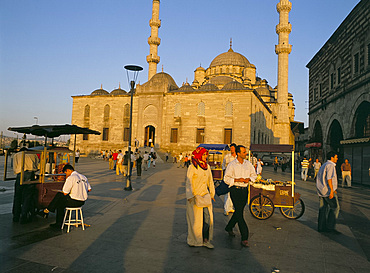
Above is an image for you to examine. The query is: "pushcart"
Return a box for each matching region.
[197,144,230,181]
[247,144,305,220]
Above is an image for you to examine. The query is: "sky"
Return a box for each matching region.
[0,0,361,138]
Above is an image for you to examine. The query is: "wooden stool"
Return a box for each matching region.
[61,207,85,233]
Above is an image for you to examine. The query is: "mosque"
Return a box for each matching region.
[70,0,300,154]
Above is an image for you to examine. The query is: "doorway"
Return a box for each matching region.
[144,125,155,147]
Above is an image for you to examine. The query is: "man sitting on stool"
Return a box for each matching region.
[44,164,91,229]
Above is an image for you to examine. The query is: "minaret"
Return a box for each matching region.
[146,0,161,80]
[275,0,292,144]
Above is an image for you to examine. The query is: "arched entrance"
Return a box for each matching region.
[311,121,324,161]
[328,119,344,174]
[354,101,370,138]
[144,125,155,147]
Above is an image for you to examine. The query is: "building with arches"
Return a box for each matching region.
[70,0,299,156]
[306,0,370,185]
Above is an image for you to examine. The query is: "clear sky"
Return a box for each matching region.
[0,0,361,138]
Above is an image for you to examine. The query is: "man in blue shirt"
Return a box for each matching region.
[316,151,340,234]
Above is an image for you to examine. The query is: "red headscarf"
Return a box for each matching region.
[191,147,209,170]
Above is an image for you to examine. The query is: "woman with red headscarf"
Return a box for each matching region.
[186,147,215,249]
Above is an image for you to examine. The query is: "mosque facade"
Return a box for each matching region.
[70,0,299,155]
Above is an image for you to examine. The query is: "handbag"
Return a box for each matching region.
[194,193,212,207]
[215,180,230,196]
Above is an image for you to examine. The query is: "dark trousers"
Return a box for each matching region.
[13,171,36,221]
[225,186,249,241]
[318,193,340,231]
[47,192,85,226]
[75,157,79,163]
[137,163,142,176]
[202,207,210,240]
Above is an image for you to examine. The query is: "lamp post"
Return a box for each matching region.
[124,65,143,191]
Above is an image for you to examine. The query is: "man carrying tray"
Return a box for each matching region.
[224,145,257,247]
[44,164,91,229]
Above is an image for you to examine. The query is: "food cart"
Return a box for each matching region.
[248,144,305,220]
[197,144,230,181]
[4,124,100,211]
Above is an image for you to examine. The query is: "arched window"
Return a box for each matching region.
[225,101,233,116]
[198,102,205,116]
[174,103,181,117]
[84,105,90,119]
[124,104,130,118]
[104,104,110,122]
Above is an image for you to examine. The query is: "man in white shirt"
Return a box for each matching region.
[316,151,340,234]
[143,151,149,171]
[45,164,91,229]
[221,143,237,216]
[116,150,124,175]
[224,145,257,247]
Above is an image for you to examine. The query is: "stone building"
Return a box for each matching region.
[70,0,299,155]
[306,0,370,185]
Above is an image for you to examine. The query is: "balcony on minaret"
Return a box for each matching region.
[275,44,292,54]
[276,23,292,34]
[277,0,292,12]
[148,36,161,46]
[149,19,161,28]
[146,54,160,64]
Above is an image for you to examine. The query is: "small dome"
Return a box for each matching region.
[110,88,127,95]
[199,83,219,91]
[91,87,109,95]
[255,86,271,97]
[195,66,206,72]
[150,72,178,90]
[209,76,234,86]
[178,83,194,92]
[210,48,250,68]
[222,81,246,90]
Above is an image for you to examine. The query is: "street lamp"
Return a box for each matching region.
[34,116,38,125]
[124,64,143,191]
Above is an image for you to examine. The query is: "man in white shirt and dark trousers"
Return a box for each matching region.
[224,145,257,247]
[316,151,340,234]
[44,164,91,229]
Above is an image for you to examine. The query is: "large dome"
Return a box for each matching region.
[210,48,250,68]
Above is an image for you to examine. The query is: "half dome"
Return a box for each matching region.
[222,81,246,90]
[149,72,178,90]
[178,83,194,92]
[209,76,234,86]
[199,83,219,91]
[110,88,127,95]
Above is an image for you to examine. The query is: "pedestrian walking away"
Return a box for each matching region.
[301,157,309,181]
[75,149,80,163]
[224,145,257,247]
[186,147,215,249]
[316,151,340,234]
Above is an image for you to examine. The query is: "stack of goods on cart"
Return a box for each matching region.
[251,175,293,191]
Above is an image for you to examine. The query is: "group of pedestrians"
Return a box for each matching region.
[186,144,257,249]
[176,153,191,168]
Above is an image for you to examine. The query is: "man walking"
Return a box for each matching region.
[341,159,352,188]
[301,157,310,181]
[316,151,340,234]
[224,145,257,247]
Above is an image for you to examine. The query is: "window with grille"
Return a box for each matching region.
[196,128,205,143]
[171,128,178,143]
[224,128,232,144]
[123,127,130,141]
[198,102,205,116]
[103,128,109,141]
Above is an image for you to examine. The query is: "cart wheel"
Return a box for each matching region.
[280,198,305,219]
[249,195,275,220]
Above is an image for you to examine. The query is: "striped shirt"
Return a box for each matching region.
[301,159,310,169]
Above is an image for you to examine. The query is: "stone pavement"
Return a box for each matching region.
[0,156,370,273]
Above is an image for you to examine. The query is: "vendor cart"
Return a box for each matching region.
[197,144,230,181]
[4,124,100,212]
[248,144,305,220]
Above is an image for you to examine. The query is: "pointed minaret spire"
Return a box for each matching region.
[146,0,161,80]
[162,64,164,72]
[101,84,103,89]
[119,82,121,89]
[275,0,292,144]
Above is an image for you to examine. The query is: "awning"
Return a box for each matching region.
[249,144,293,153]
[8,124,101,138]
[305,142,322,148]
[340,137,370,145]
[197,144,230,151]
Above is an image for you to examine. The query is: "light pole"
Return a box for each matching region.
[124,65,143,191]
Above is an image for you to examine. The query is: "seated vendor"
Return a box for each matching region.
[44,164,91,229]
